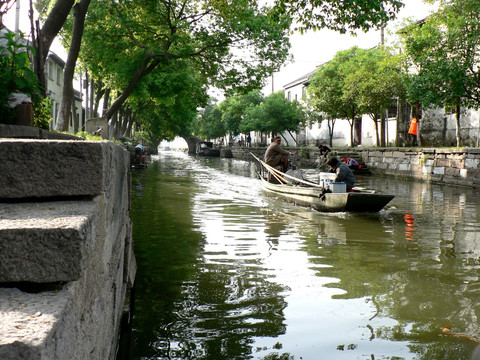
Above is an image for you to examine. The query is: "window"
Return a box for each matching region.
[56,67,63,86]
[48,60,54,80]
[387,103,398,118]
[287,91,291,101]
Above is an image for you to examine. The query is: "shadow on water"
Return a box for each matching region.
[118,151,480,360]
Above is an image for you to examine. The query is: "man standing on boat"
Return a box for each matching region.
[265,135,292,172]
[326,157,356,191]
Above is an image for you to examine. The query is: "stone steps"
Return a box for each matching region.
[0,138,135,360]
[0,201,98,283]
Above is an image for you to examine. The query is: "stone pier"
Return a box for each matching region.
[0,135,136,360]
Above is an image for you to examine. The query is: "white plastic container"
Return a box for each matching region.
[330,182,347,193]
[319,172,336,188]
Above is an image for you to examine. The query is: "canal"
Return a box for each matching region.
[118,150,480,360]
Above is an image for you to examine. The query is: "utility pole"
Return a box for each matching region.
[380,27,387,147]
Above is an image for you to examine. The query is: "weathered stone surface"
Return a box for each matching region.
[0,287,69,360]
[0,201,98,283]
[0,124,80,140]
[0,140,129,199]
[0,140,134,360]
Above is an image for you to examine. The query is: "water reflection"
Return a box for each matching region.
[119,151,480,360]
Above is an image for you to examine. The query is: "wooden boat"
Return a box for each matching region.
[251,153,394,213]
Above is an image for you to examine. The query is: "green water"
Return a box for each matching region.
[118,151,480,360]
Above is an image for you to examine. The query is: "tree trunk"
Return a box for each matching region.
[103,57,159,120]
[380,113,386,147]
[55,0,91,132]
[89,78,94,118]
[32,0,76,95]
[72,99,78,133]
[93,84,105,117]
[287,130,299,146]
[350,117,355,147]
[123,111,135,139]
[370,114,380,146]
[455,104,461,147]
[328,119,335,147]
[103,88,111,115]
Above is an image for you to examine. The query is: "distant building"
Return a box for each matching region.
[283,67,399,147]
[45,53,84,132]
[1,26,84,132]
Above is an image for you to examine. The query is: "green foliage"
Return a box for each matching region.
[261,352,294,360]
[271,0,404,33]
[300,146,310,159]
[221,90,264,135]
[260,91,305,135]
[32,97,53,129]
[75,131,104,141]
[308,46,404,145]
[0,31,44,124]
[195,99,226,140]
[67,0,291,141]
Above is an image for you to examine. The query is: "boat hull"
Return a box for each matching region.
[261,178,394,213]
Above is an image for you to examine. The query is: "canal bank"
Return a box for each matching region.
[229,146,480,188]
[0,125,136,360]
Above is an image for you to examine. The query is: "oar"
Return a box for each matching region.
[250,152,325,189]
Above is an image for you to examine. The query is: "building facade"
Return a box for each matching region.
[46,53,84,133]
[282,68,480,148]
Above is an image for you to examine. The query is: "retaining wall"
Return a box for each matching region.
[360,147,480,188]
[0,136,136,360]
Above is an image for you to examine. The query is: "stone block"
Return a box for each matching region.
[445,167,460,177]
[398,163,410,172]
[465,158,480,169]
[435,157,449,167]
[450,160,465,169]
[0,140,129,199]
[0,201,98,283]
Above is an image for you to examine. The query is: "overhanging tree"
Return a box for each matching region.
[66,0,292,135]
[272,0,404,33]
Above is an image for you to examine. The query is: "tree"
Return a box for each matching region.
[400,0,480,146]
[272,0,404,33]
[308,47,362,146]
[307,61,343,146]
[259,91,305,146]
[195,99,226,141]
[353,47,404,146]
[221,90,264,137]
[75,0,291,135]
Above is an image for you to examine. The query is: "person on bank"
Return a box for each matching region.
[343,157,359,171]
[265,135,292,172]
[327,157,356,191]
[318,144,331,159]
[408,117,419,146]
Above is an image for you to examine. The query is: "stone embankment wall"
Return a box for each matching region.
[360,147,480,188]
[0,128,136,360]
[230,145,480,188]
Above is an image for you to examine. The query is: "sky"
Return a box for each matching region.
[4,0,437,99]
